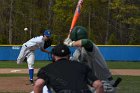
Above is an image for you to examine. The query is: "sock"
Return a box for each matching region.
[29,69,34,80]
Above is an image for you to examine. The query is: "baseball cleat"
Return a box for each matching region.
[30,80,34,86]
[26,80,34,86]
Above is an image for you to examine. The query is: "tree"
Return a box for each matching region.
[109,0,140,44]
[51,0,75,42]
[0,0,139,45]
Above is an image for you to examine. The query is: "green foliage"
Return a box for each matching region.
[108,0,140,44]
[110,0,139,25]
[51,0,75,39]
[128,27,140,44]
[107,33,119,45]
[0,0,139,45]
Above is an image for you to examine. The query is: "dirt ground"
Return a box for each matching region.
[0,69,38,93]
[0,77,33,93]
[0,68,140,93]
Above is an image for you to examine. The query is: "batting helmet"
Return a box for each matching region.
[70,26,88,41]
[44,30,51,37]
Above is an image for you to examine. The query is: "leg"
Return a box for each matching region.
[17,45,28,64]
[91,44,113,80]
[27,52,35,85]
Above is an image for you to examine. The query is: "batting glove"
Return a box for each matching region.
[102,80,117,93]
[64,38,75,46]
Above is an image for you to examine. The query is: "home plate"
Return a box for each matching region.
[10,70,21,73]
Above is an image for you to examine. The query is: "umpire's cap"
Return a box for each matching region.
[52,44,70,57]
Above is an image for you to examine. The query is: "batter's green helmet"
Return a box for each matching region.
[70,26,88,41]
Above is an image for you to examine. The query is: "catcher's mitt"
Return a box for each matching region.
[44,39,52,49]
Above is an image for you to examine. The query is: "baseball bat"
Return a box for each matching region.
[113,77,122,87]
[67,0,83,38]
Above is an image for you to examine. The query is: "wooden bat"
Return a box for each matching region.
[68,0,83,38]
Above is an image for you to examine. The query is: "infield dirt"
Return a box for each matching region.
[0,68,140,93]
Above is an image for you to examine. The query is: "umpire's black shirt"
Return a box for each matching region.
[37,59,97,93]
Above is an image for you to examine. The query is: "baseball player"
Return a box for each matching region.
[17,29,52,85]
[64,26,118,93]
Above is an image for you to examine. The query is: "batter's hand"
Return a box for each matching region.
[64,38,75,46]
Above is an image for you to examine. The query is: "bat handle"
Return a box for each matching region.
[67,29,72,38]
[67,34,70,38]
[113,77,122,87]
[78,0,83,5]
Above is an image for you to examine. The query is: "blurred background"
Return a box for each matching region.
[0,0,139,45]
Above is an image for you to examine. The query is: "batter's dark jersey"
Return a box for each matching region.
[37,59,98,93]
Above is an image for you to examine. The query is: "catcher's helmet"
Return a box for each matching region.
[70,26,88,41]
[44,30,51,37]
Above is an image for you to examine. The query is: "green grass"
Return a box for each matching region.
[113,75,140,93]
[0,61,51,68]
[0,61,140,69]
[107,61,140,69]
[0,61,140,93]
[0,74,30,77]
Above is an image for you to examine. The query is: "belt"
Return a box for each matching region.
[58,89,92,93]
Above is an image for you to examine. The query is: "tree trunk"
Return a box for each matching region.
[9,0,13,44]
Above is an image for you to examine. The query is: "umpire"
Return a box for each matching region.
[34,44,104,93]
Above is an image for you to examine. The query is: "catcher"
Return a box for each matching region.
[17,29,52,85]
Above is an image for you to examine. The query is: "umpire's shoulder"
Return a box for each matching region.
[37,63,52,75]
[70,60,85,66]
[38,63,51,72]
